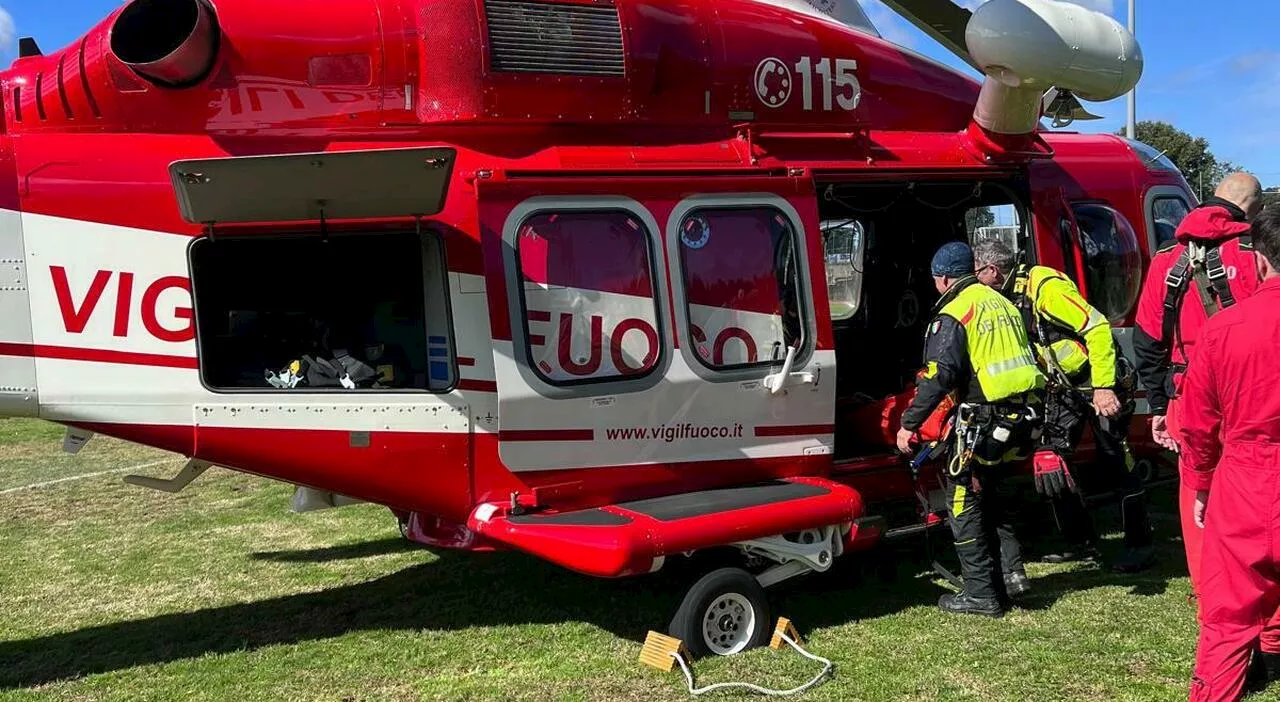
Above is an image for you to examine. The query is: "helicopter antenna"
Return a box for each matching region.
[1141,146,1171,168]
[18,37,42,58]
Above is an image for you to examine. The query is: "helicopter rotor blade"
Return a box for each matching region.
[875,0,979,71]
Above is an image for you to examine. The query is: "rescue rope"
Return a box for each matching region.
[670,633,834,697]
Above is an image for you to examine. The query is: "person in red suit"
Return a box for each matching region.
[1132,174,1262,596]
[1182,204,1280,700]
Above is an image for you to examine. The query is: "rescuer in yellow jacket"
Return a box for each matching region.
[897,242,1046,619]
[973,239,1154,575]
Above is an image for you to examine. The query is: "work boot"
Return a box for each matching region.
[938,592,1004,618]
[1004,571,1031,598]
[1111,546,1156,573]
[1041,543,1100,564]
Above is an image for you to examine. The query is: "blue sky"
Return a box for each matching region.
[859,0,1280,186]
[0,0,1277,185]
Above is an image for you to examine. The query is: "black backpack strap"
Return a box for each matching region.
[1162,245,1192,346]
[1203,245,1237,310]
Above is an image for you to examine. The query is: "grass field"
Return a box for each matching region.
[0,418,1270,701]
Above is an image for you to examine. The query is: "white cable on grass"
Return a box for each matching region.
[671,633,833,696]
[0,459,178,496]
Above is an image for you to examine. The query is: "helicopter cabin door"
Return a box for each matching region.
[476,177,836,480]
[1038,184,1149,407]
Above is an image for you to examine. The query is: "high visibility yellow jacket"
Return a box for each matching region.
[1007,264,1117,389]
[902,277,1045,432]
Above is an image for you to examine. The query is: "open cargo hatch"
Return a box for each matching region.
[466,477,875,578]
[168,147,456,225]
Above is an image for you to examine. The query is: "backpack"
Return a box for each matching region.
[1161,235,1253,349]
[303,352,378,389]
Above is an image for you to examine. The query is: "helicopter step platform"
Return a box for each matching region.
[465,477,870,578]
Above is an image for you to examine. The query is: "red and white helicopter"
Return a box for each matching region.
[0,0,1191,656]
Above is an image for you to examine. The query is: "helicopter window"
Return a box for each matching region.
[189,230,451,392]
[966,204,1023,259]
[821,219,865,321]
[1058,217,1082,287]
[515,210,662,385]
[1151,196,1191,247]
[1071,203,1144,323]
[677,207,804,370]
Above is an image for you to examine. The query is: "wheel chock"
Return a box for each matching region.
[770,617,802,650]
[639,631,688,673]
[642,618,834,696]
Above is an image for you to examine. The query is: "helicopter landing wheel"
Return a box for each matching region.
[392,509,412,540]
[669,567,772,658]
[1134,457,1161,484]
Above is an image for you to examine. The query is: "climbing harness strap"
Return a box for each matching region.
[1161,237,1249,348]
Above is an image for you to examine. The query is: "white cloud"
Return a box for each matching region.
[1231,50,1280,76]
[0,6,14,61]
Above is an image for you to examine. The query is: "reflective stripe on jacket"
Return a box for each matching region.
[944,279,1045,401]
[903,277,1045,432]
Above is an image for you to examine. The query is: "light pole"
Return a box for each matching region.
[1126,0,1136,139]
[1199,156,1206,201]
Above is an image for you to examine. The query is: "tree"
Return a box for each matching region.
[1117,121,1242,199]
[965,206,994,233]
[1263,186,1280,211]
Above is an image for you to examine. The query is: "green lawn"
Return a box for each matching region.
[0,418,1267,701]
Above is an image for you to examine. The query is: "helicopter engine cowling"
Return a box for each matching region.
[965,0,1142,135]
[109,0,220,87]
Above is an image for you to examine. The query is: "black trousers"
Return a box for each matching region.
[1041,391,1152,550]
[946,466,1024,602]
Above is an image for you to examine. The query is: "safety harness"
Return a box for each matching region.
[1010,267,1140,448]
[1161,235,1252,351]
[1007,266,1080,401]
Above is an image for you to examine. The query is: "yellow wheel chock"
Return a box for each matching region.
[639,617,833,696]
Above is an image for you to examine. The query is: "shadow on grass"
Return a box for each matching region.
[250,537,412,563]
[775,527,1189,636]
[0,490,1189,688]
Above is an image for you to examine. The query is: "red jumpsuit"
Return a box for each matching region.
[1133,200,1260,611]
[1180,277,1280,702]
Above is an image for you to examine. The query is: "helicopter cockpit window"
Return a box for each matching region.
[966,204,1023,258]
[677,207,804,370]
[822,219,865,321]
[1071,203,1144,323]
[1152,196,1191,247]
[515,210,662,385]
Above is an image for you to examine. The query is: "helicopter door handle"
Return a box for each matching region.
[764,346,819,395]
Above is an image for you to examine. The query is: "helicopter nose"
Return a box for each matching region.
[0,208,38,419]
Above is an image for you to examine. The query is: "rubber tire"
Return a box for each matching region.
[1134,458,1155,484]
[393,510,411,539]
[668,567,772,658]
